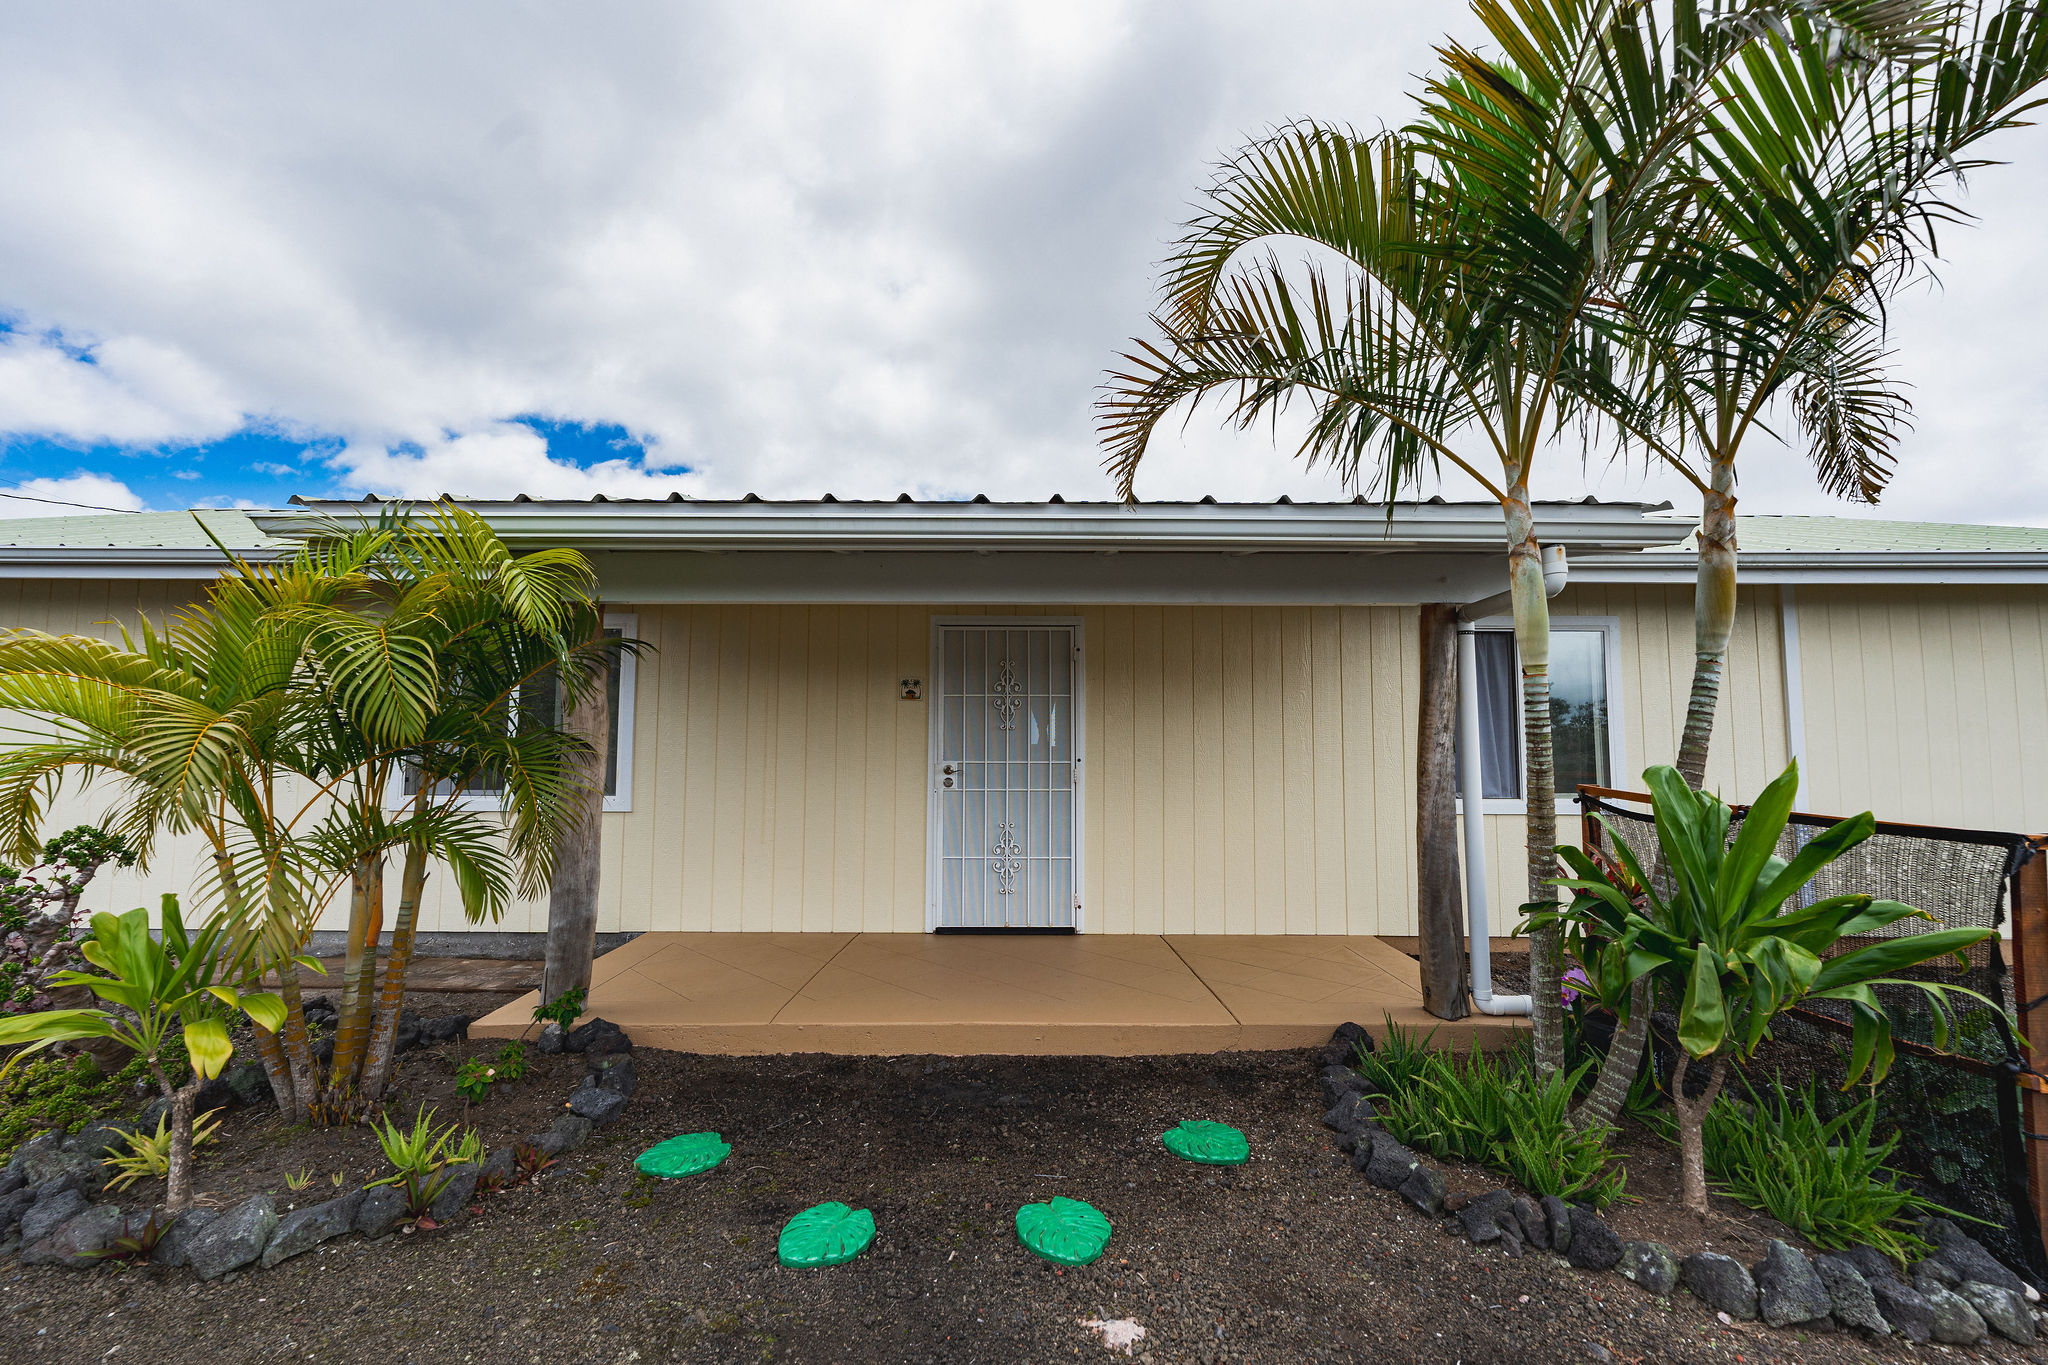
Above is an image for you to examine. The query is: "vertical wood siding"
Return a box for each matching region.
[0,579,225,922]
[574,604,1423,936]
[35,577,2032,940]
[1796,585,2048,831]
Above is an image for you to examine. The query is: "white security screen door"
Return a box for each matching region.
[931,623,1081,929]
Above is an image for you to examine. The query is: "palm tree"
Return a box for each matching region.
[1560,0,2048,1129]
[0,504,613,1122]
[1100,0,1794,1072]
[276,505,612,1117]
[1652,0,2048,788]
[0,551,347,1118]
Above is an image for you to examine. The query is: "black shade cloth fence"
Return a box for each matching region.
[1577,786,2046,1282]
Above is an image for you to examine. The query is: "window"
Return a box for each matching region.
[1462,616,1621,812]
[400,612,637,813]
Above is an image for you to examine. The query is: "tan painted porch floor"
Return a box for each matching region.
[471,933,1526,1055]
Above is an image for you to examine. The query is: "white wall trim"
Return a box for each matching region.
[926,615,1087,933]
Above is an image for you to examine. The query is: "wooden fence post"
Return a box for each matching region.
[2011,837,2048,1258]
[543,615,612,1008]
[1417,604,1469,1019]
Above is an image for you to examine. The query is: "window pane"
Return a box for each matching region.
[1550,629,1610,794]
[1473,630,1521,799]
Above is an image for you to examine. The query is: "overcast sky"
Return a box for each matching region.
[0,1,2041,526]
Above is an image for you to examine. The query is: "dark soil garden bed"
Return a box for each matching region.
[2,1042,2044,1364]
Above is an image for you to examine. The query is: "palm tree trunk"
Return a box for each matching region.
[1676,471,1738,789]
[1506,490,1564,1075]
[212,845,310,1124]
[327,853,383,1097]
[1571,977,1651,1130]
[248,1026,296,1123]
[544,617,611,1005]
[1672,1049,1730,1218]
[363,844,429,1105]
[273,958,318,1125]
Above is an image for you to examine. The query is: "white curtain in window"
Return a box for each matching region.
[1473,630,1521,800]
[1464,627,1611,802]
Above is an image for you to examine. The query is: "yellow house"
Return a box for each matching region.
[5,498,2047,1049]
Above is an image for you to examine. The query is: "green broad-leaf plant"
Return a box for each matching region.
[0,896,290,1211]
[1532,761,1995,1217]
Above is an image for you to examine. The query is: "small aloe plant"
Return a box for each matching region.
[368,1104,478,1217]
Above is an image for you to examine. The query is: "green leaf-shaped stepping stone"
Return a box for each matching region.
[1015,1196,1111,1267]
[777,1201,877,1267]
[635,1132,732,1179]
[1161,1119,1249,1165]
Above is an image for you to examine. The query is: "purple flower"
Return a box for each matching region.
[1561,966,1591,1006]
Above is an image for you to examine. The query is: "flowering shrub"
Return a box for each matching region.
[0,827,135,1012]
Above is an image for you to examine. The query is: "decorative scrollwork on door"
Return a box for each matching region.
[990,824,1022,895]
[991,655,1023,730]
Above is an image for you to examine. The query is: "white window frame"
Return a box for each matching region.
[392,610,637,815]
[1458,614,1626,816]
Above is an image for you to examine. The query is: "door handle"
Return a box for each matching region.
[939,762,957,788]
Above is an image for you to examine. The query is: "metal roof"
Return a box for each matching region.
[0,509,289,577]
[2,500,2045,585]
[1716,515,2048,555]
[1569,514,2048,584]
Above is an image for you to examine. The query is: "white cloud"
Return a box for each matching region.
[329,424,706,501]
[0,330,242,447]
[0,2,2037,522]
[0,471,148,517]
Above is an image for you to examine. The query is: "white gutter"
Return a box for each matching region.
[257,498,1687,557]
[1571,550,2048,585]
[1454,544,1569,1017]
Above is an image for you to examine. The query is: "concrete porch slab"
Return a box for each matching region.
[470,932,1525,1056]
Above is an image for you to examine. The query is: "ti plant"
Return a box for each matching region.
[0,896,292,1211]
[86,1212,170,1266]
[1533,761,1996,1217]
[511,1138,556,1182]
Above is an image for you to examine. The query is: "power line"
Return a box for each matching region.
[0,483,145,514]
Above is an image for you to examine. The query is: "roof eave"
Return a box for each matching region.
[0,546,285,578]
[257,499,1690,556]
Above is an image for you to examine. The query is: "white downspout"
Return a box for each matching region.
[1456,543,1570,1017]
[1779,585,1806,809]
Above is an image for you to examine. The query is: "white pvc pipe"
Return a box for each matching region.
[1453,543,1568,1018]
[1457,620,1532,1016]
